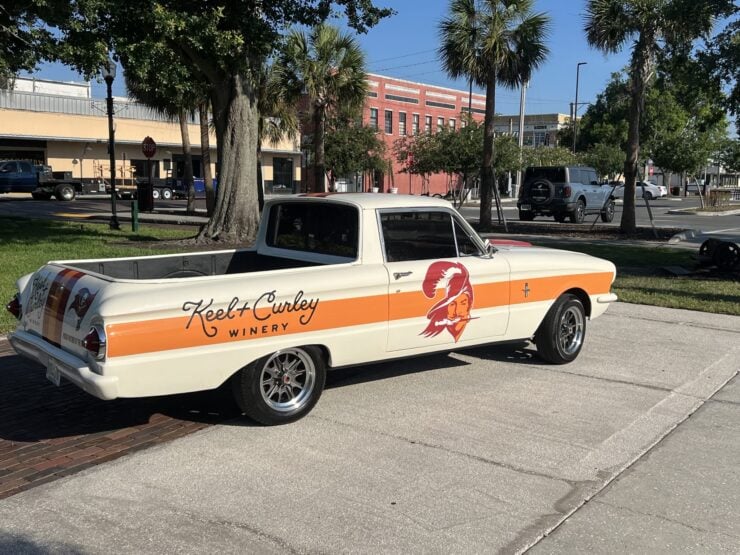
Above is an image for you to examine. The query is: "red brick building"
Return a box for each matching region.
[360,74,486,195]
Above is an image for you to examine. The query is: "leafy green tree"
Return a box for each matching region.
[582,143,625,179]
[439,0,550,229]
[699,13,740,132]
[324,122,385,190]
[575,72,631,151]
[273,23,368,193]
[523,146,578,168]
[719,139,740,173]
[56,1,391,242]
[585,0,735,233]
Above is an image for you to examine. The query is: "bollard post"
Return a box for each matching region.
[131,201,139,232]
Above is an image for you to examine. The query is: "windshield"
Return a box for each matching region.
[525,167,566,182]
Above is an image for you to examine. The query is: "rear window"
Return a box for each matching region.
[525,167,566,182]
[266,202,359,259]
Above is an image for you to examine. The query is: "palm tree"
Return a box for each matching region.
[585,0,724,233]
[273,24,367,192]
[439,0,550,229]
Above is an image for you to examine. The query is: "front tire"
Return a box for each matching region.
[600,200,615,222]
[534,294,586,364]
[232,346,326,425]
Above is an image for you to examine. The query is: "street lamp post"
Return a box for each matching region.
[573,62,587,154]
[101,57,120,230]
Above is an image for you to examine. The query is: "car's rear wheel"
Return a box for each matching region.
[232,346,326,425]
[519,209,535,221]
[152,188,160,199]
[54,184,76,201]
[570,199,586,224]
[644,191,653,200]
[535,294,586,364]
[162,188,173,200]
[600,200,615,222]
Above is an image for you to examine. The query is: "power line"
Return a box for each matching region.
[373,59,439,72]
[367,48,438,65]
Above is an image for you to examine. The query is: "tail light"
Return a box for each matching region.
[562,185,572,197]
[83,326,107,361]
[6,294,21,320]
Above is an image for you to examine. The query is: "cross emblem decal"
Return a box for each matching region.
[522,283,531,298]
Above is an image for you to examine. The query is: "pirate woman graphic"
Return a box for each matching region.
[420,261,475,342]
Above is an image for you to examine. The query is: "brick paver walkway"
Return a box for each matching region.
[0,337,239,499]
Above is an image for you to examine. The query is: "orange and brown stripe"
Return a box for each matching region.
[42,269,85,347]
[106,271,613,358]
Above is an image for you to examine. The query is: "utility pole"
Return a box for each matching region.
[515,81,528,197]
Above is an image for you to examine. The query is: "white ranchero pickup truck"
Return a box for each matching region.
[7,194,617,424]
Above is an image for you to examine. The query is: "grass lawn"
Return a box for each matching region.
[544,242,740,316]
[1,217,194,333]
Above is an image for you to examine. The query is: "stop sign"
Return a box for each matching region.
[141,136,157,158]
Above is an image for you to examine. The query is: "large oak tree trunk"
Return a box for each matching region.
[199,73,260,243]
[199,102,215,216]
[178,110,195,214]
[479,69,497,230]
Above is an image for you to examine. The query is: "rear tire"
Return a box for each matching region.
[54,184,76,201]
[534,294,586,364]
[570,199,586,224]
[162,188,173,200]
[519,210,535,221]
[644,191,653,201]
[232,346,326,425]
[600,200,615,222]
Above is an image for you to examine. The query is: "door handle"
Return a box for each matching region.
[393,271,413,280]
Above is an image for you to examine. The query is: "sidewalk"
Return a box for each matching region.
[0,303,737,553]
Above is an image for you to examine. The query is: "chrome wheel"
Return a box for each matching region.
[558,306,584,356]
[259,349,317,413]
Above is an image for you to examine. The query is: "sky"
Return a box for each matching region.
[22,0,633,117]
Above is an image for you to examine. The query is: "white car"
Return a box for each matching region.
[611,181,664,200]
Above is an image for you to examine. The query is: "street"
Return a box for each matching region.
[0,302,738,553]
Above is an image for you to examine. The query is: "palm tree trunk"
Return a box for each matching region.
[199,73,260,243]
[480,68,497,229]
[198,101,215,216]
[178,110,195,215]
[622,41,652,234]
[313,107,326,193]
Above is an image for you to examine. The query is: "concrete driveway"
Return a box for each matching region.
[0,302,738,554]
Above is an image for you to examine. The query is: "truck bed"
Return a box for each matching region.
[69,250,322,280]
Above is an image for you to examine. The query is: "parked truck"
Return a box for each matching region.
[0,160,84,201]
[7,194,617,425]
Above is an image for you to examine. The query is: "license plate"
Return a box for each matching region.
[46,360,62,387]
[520,204,531,211]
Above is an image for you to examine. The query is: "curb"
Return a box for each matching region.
[666,207,740,217]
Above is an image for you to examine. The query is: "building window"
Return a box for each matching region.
[384,94,419,104]
[384,110,393,134]
[437,117,444,132]
[399,112,407,136]
[369,108,378,130]
[449,119,456,131]
[412,114,419,135]
[425,115,432,134]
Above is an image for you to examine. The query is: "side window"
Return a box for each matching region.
[19,162,33,174]
[454,219,482,256]
[568,168,581,184]
[1,162,18,173]
[381,211,458,262]
[266,203,358,259]
[585,170,598,184]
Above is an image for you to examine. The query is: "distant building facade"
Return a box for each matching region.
[0,77,301,194]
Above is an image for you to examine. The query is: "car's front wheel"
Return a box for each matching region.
[55,184,76,201]
[534,293,586,364]
[600,200,615,222]
[232,346,326,425]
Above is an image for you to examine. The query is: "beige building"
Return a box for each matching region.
[0,77,302,193]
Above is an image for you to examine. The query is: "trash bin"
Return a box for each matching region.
[136,181,154,212]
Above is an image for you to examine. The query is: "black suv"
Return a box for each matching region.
[517,166,615,224]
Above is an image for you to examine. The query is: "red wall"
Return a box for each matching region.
[362,74,485,195]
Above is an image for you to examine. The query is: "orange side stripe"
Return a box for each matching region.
[106,271,613,358]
